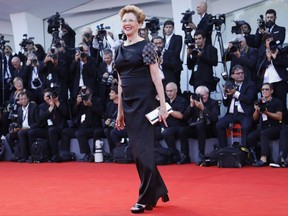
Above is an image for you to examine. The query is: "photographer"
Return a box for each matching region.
[223,35,257,82]
[247,83,282,167]
[41,47,69,101]
[70,43,98,101]
[187,30,218,93]
[246,9,285,48]
[178,86,219,164]
[97,48,118,102]
[93,85,128,160]
[6,91,40,162]
[59,87,104,162]
[162,20,183,94]
[28,89,69,162]
[216,65,257,148]
[256,33,288,123]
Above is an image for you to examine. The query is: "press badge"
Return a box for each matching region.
[235,101,240,106]
[47,119,53,126]
[262,113,268,121]
[194,64,198,72]
[81,114,86,123]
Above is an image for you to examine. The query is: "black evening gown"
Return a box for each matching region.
[115,40,168,206]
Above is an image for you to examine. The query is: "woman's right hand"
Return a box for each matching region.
[116,112,125,130]
[158,107,168,128]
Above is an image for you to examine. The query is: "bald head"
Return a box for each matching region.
[197,2,207,16]
[11,56,21,70]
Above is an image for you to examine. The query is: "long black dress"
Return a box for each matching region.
[115,40,168,206]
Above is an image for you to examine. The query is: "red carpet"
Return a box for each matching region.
[0,162,287,216]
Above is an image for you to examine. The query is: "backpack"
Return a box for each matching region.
[30,138,50,163]
[154,146,178,165]
[112,144,134,163]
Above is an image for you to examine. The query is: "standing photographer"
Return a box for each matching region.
[247,83,282,167]
[178,85,218,164]
[187,30,218,93]
[223,35,257,82]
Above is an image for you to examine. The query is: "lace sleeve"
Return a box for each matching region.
[142,42,157,65]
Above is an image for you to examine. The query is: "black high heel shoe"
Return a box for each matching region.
[131,203,145,214]
[153,194,170,207]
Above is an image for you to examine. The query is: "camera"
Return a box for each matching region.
[255,99,267,112]
[229,41,241,53]
[8,113,19,133]
[207,14,226,29]
[31,59,38,65]
[221,71,229,81]
[191,48,202,57]
[109,120,116,128]
[47,12,65,48]
[76,46,87,59]
[191,93,203,102]
[257,15,266,29]
[145,17,160,36]
[118,32,127,41]
[0,34,10,50]
[49,83,60,99]
[269,40,282,53]
[79,87,89,101]
[96,23,110,49]
[223,79,236,93]
[181,10,195,47]
[19,34,34,51]
[231,20,246,34]
[32,78,41,88]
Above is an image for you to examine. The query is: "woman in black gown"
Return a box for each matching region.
[115,5,170,214]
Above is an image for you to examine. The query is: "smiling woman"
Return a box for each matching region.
[115,4,170,214]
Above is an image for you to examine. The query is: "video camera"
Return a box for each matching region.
[207,14,226,30]
[257,15,266,29]
[145,17,160,36]
[231,20,246,34]
[19,34,34,51]
[181,9,195,48]
[96,24,110,42]
[0,34,10,50]
[47,12,64,48]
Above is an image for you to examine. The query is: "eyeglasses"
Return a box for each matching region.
[261,88,270,91]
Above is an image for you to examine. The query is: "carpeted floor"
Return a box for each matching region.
[0,162,287,216]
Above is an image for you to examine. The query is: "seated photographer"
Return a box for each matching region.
[1,77,30,137]
[93,85,127,160]
[178,86,218,164]
[160,82,188,160]
[187,30,218,93]
[59,87,104,162]
[256,33,288,124]
[216,65,257,148]
[97,48,118,102]
[247,83,282,167]
[6,91,40,162]
[28,89,68,162]
[223,35,257,82]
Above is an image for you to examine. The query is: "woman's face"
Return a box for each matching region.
[121,12,141,37]
[14,80,23,90]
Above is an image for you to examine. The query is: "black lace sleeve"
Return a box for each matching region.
[142,42,157,65]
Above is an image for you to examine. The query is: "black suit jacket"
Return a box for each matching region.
[246,24,286,48]
[70,56,98,98]
[223,80,257,116]
[187,43,218,91]
[162,34,183,72]
[196,13,213,45]
[17,102,40,129]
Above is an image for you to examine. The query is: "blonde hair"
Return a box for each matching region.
[119,5,146,24]
[13,77,23,86]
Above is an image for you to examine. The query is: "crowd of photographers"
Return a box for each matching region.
[0,2,288,167]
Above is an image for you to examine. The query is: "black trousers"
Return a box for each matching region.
[18,129,30,159]
[216,113,254,148]
[60,127,94,154]
[161,126,181,150]
[247,125,281,157]
[179,123,216,155]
